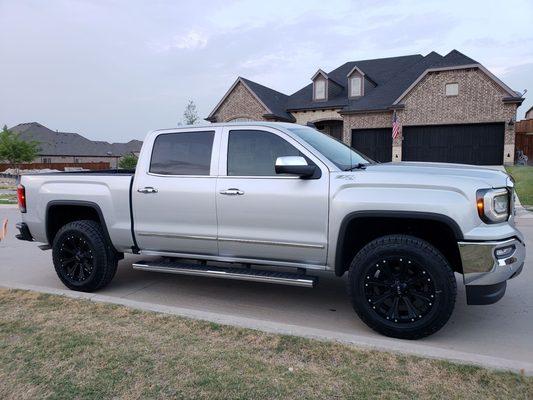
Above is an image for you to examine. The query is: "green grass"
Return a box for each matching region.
[505,166,533,207]
[0,289,531,399]
[0,194,16,204]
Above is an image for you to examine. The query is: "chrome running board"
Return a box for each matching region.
[132,258,318,288]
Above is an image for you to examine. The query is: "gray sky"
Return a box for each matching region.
[1,0,532,142]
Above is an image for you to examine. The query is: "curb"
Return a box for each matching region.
[1,281,531,377]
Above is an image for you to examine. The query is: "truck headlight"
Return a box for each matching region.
[476,188,510,224]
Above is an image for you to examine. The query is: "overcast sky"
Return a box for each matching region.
[1,0,532,142]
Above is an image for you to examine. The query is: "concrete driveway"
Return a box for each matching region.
[1,204,532,375]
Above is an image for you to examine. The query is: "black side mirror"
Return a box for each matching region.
[275,156,317,178]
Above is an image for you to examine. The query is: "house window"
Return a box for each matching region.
[314,79,326,100]
[350,76,362,97]
[445,83,459,96]
[42,157,51,163]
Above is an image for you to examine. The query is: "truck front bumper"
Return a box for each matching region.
[458,237,525,305]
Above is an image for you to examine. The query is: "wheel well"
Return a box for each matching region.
[336,216,463,276]
[46,203,103,245]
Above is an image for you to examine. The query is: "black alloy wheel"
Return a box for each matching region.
[57,234,96,285]
[363,256,436,324]
[348,235,456,339]
[52,220,118,292]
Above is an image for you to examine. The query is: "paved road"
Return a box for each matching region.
[1,205,532,374]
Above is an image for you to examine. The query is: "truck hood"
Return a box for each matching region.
[354,162,511,189]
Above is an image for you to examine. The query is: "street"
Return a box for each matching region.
[1,205,532,374]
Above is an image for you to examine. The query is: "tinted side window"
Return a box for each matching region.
[227,130,301,176]
[150,131,214,175]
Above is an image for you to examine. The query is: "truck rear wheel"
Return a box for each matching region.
[52,220,118,292]
[347,235,456,339]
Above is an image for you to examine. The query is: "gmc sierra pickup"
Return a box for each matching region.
[16,122,525,339]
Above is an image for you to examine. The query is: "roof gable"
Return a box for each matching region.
[207,77,294,122]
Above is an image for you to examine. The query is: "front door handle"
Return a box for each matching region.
[138,187,158,194]
[219,188,244,196]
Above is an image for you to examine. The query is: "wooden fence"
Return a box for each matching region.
[516,119,533,134]
[515,133,533,165]
[0,162,111,173]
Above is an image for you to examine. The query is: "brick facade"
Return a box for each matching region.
[211,81,268,122]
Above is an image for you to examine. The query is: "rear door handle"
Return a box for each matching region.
[219,188,244,196]
[137,187,158,194]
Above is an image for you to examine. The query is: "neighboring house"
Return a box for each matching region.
[6,122,142,169]
[207,50,524,165]
[525,105,533,120]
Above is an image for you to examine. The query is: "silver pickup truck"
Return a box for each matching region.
[16,122,525,339]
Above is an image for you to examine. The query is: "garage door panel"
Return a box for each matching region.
[402,123,504,165]
[351,129,392,163]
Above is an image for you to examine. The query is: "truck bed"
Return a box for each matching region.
[20,172,135,252]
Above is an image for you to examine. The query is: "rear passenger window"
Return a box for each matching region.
[227,130,301,176]
[150,131,214,175]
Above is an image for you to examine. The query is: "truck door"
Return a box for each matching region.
[132,127,221,255]
[215,127,329,265]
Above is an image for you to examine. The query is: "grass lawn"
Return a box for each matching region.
[505,165,533,208]
[0,194,16,205]
[0,289,531,399]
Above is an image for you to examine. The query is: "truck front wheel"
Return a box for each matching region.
[52,220,118,292]
[347,235,456,339]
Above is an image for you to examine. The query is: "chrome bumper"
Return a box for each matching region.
[458,237,525,286]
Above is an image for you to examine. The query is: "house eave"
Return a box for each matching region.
[502,97,524,105]
[339,108,394,115]
[262,113,296,123]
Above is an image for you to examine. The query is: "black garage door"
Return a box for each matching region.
[351,128,392,163]
[402,123,504,165]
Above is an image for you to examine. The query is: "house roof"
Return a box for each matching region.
[210,50,523,119]
[207,77,294,122]
[286,54,425,111]
[239,78,294,122]
[9,122,142,157]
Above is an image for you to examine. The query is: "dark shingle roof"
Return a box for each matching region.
[345,51,445,112]
[430,49,478,68]
[286,54,424,111]
[239,77,294,122]
[9,122,142,157]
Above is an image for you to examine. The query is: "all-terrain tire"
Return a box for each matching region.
[52,220,118,292]
[347,234,456,339]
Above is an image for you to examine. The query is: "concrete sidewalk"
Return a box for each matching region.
[1,205,532,375]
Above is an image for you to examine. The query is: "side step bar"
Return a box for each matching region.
[132,259,318,288]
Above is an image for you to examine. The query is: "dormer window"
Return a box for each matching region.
[347,65,370,99]
[314,79,326,100]
[311,69,329,101]
[350,76,362,97]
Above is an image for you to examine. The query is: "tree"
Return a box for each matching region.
[118,153,138,169]
[0,125,39,170]
[182,100,199,125]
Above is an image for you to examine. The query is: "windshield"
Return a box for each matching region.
[287,126,374,170]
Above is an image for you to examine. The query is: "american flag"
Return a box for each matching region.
[392,111,402,140]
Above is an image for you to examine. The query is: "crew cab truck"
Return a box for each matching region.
[16,122,525,339]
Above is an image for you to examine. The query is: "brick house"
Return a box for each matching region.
[3,122,142,170]
[206,50,524,165]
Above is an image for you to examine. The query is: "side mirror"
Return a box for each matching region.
[275,156,317,178]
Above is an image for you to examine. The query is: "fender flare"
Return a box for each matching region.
[45,200,118,253]
[334,210,464,276]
